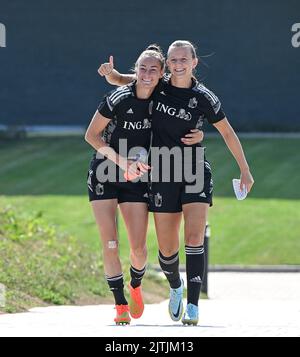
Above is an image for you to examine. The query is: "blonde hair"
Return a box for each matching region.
[168,40,197,59]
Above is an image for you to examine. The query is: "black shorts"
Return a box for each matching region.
[148,161,213,213]
[87,159,148,204]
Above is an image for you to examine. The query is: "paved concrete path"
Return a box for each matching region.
[0,273,299,337]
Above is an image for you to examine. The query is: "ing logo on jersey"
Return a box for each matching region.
[123,119,151,130]
[156,102,192,121]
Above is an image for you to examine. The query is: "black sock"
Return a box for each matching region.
[186,245,205,306]
[106,273,128,305]
[158,251,181,289]
[130,265,146,288]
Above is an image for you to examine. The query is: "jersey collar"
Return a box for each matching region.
[163,74,198,89]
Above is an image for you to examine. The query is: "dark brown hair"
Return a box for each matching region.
[134,43,165,71]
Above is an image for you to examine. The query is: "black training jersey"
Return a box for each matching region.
[151,75,226,149]
[96,82,152,158]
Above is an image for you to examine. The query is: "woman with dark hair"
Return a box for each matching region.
[85,48,164,325]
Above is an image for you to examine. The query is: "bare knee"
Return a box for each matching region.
[159,246,179,257]
[185,234,204,247]
[131,245,147,260]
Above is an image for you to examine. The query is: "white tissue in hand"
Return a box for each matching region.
[232,179,247,200]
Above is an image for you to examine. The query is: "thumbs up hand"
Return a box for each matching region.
[98,55,114,77]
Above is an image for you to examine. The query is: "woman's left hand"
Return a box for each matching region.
[181,129,204,146]
[240,169,254,193]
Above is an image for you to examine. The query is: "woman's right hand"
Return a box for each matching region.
[240,169,254,193]
[98,56,114,77]
[181,129,204,145]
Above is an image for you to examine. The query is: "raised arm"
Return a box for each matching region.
[98,55,136,86]
[213,118,254,193]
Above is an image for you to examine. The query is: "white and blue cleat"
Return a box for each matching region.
[168,279,184,321]
[182,303,199,326]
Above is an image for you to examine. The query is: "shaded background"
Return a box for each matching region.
[1,0,300,131]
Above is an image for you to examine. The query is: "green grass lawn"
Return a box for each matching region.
[1,136,300,265]
[0,205,168,312]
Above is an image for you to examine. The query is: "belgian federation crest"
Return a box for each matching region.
[188,97,198,109]
[176,109,192,121]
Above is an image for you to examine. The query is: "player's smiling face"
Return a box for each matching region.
[167,47,198,79]
[136,57,163,89]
